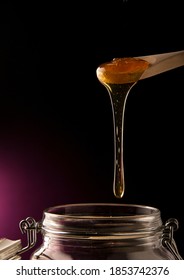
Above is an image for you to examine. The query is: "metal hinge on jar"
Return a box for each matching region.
[18,217,41,255]
[162,218,183,260]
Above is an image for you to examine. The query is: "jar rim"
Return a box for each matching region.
[41,203,162,239]
[43,203,160,219]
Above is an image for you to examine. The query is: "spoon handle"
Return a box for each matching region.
[137,50,184,80]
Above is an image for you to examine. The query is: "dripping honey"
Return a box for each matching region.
[96,57,149,198]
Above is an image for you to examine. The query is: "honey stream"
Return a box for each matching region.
[96,58,149,198]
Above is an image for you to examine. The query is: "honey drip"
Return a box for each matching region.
[96,58,149,198]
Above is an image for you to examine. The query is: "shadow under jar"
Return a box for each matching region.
[24,203,182,260]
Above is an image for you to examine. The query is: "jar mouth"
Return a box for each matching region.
[45,203,160,219]
[41,203,162,239]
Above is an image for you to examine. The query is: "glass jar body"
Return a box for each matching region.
[29,203,180,260]
[31,235,174,260]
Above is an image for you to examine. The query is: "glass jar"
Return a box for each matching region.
[19,203,182,260]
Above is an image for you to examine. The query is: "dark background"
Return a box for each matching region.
[0,1,184,259]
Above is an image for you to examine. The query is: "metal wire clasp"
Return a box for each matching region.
[162,218,183,260]
[18,217,41,255]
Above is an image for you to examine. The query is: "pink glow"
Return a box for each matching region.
[0,143,85,242]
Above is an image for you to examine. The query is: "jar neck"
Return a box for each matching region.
[41,203,163,244]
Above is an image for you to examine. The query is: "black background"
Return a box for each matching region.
[0,1,184,259]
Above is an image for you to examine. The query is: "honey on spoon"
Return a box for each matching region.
[96,57,149,198]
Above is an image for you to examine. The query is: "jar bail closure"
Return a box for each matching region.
[18,217,41,255]
[162,218,182,260]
